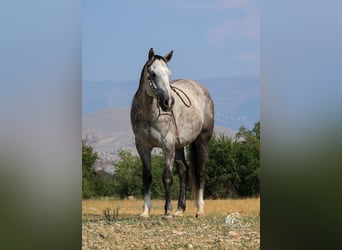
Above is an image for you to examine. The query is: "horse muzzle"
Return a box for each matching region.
[158,90,175,112]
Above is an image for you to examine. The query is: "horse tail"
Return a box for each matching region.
[189,142,199,204]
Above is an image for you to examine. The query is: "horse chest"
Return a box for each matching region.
[135,118,175,147]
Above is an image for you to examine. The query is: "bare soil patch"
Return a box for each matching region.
[82,199,260,249]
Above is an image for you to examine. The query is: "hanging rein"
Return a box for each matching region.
[170,85,191,145]
[170,85,191,108]
[156,85,192,145]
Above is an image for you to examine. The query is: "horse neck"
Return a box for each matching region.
[134,70,159,115]
[135,85,154,106]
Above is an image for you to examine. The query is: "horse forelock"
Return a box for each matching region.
[148,56,172,78]
[147,55,167,67]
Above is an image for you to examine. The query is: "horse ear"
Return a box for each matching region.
[164,50,173,62]
[148,48,154,61]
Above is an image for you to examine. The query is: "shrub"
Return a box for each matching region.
[205,121,260,198]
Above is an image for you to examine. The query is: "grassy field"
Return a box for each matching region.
[82,198,259,221]
[82,198,260,249]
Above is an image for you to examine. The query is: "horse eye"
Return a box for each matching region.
[150,72,156,78]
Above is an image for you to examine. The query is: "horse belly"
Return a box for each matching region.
[176,109,203,146]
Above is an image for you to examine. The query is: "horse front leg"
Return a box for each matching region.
[162,144,175,219]
[136,139,152,218]
[174,148,188,217]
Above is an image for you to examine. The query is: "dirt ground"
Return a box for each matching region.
[82,199,260,249]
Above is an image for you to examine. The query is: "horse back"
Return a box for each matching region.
[171,79,214,139]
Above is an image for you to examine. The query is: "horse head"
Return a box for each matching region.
[144,48,174,112]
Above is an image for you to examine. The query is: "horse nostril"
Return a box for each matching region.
[164,99,169,107]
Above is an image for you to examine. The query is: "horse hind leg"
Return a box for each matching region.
[136,140,152,218]
[189,132,211,218]
[174,148,189,217]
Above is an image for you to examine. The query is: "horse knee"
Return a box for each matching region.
[163,170,173,186]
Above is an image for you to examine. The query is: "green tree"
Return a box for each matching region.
[113,150,142,198]
[205,121,260,198]
[82,140,98,198]
[92,170,116,197]
[235,122,260,196]
[205,135,236,198]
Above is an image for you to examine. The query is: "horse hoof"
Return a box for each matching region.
[196,212,205,218]
[139,213,149,219]
[173,210,184,217]
[162,215,173,220]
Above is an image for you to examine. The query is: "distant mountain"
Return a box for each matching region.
[82,75,259,130]
[82,108,238,174]
[82,80,137,114]
[203,76,259,130]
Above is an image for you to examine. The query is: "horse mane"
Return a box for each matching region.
[138,64,147,90]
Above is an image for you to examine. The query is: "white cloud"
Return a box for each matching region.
[208,13,259,46]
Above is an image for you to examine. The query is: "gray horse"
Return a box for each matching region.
[130,48,214,219]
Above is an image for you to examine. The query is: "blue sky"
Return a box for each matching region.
[83,0,259,81]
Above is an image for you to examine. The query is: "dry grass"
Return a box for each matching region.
[82,198,259,221]
[82,198,260,249]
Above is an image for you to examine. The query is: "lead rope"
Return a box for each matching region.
[171,110,181,145]
[170,86,191,145]
[171,86,191,107]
